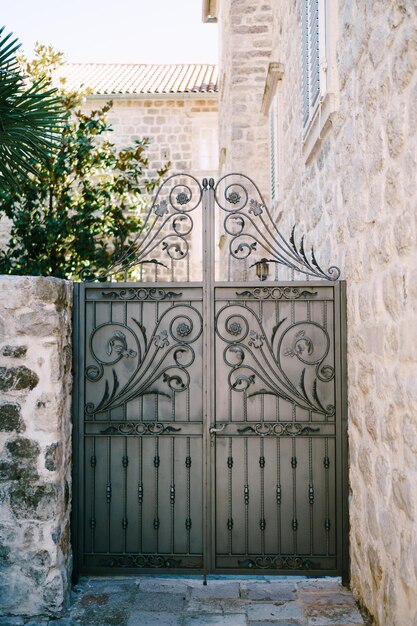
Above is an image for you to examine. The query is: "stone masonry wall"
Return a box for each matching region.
[217,0,272,200]
[265,1,417,625]
[83,95,218,177]
[0,276,73,617]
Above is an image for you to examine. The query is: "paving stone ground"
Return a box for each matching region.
[0,576,371,626]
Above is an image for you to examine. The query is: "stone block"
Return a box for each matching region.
[0,366,39,392]
[0,402,24,432]
[185,616,247,625]
[5,437,40,460]
[247,601,305,622]
[303,604,364,625]
[299,592,357,608]
[245,582,296,602]
[392,470,415,521]
[45,442,63,471]
[295,579,345,593]
[133,591,186,612]
[0,345,27,358]
[0,459,39,482]
[190,581,240,599]
[186,598,247,614]
[138,577,191,593]
[9,482,61,521]
[128,613,183,626]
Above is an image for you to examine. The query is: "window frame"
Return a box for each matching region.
[301,0,339,161]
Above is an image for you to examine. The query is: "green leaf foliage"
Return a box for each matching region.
[0,44,170,279]
[0,28,66,189]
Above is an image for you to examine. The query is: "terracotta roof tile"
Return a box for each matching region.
[55,63,218,95]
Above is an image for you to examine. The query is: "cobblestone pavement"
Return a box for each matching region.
[0,576,370,626]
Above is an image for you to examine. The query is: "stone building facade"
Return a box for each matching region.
[204,1,417,624]
[214,1,273,199]
[59,63,219,179]
[0,64,219,251]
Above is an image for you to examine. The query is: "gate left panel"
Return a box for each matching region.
[74,283,205,575]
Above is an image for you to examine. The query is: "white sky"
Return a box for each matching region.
[1,0,218,64]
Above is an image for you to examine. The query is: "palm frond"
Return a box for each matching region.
[0,26,66,190]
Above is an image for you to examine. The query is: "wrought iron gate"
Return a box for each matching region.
[73,174,348,579]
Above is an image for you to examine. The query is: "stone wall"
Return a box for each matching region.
[83,95,218,177]
[260,1,416,624]
[217,0,272,200]
[0,276,73,617]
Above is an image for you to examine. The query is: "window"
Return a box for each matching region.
[191,113,219,174]
[269,94,279,203]
[301,0,338,158]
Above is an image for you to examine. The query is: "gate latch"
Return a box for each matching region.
[209,423,226,435]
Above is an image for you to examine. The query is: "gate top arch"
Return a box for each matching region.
[80,173,340,283]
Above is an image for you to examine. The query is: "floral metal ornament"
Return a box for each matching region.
[176,192,190,205]
[176,322,192,337]
[154,199,169,217]
[227,191,241,204]
[107,331,137,359]
[248,198,264,216]
[248,330,264,349]
[228,322,242,336]
[214,173,341,280]
[284,330,314,358]
[154,330,169,348]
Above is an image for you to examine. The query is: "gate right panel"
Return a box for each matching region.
[212,282,347,576]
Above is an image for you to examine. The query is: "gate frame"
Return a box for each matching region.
[71,177,349,584]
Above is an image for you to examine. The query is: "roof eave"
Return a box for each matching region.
[85,91,218,100]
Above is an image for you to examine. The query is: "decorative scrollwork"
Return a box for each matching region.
[85,304,203,416]
[102,288,182,301]
[176,322,192,337]
[231,372,255,391]
[248,198,264,216]
[106,331,137,359]
[217,304,335,416]
[227,191,241,204]
[162,239,187,260]
[100,422,182,436]
[228,322,242,336]
[154,200,168,217]
[235,287,318,300]
[215,173,340,281]
[101,555,183,568]
[85,173,203,282]
[237,423,320,437]
[248,330,264,349]
[284,329,313,358]
[86,323,141,384]
[154,330,169,349]
[238,556,320,570]
[176,192,190,205]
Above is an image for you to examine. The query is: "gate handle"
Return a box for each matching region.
[209,423,226,435]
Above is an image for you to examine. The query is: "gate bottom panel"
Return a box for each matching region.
[82,554,204,572]
[215,555,338,573]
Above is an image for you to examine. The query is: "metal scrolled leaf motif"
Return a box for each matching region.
[214,173,340,280]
